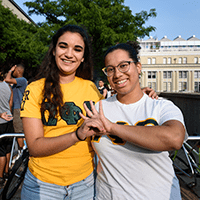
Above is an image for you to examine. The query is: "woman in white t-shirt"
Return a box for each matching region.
[80,41,187,200]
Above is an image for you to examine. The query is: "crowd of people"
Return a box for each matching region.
[0,24,187,199]
[0,65,27,189]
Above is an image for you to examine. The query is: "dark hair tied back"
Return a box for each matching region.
[104,41,141,64]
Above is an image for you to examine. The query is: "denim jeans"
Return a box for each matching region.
[21,168,95,200]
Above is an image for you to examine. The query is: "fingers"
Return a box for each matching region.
[98,100,104,117]
[80,117,105,136]
[83,101,93,117]
[83,100,99,118]
[79,112,88,120]
[148,90,158,99]
[89,100,99,116]
[1,112,13,121]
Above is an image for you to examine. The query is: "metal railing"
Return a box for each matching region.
[0,133,25,168]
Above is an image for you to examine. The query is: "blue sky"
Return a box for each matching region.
[17,0,200,41]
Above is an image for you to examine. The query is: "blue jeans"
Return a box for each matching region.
[21,168,95,200]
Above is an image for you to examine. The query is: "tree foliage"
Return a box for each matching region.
[0,1,48,80]
[24,0,157,79]
[1,0,156,80]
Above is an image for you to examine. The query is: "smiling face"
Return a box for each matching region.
[105,49,143,103]
[53,31,85,83]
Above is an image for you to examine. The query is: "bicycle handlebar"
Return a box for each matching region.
[0,133,25,139]
[187,136,200,141]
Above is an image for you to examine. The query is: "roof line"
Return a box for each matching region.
[9,0,37,26]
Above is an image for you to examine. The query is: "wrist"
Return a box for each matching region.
[9,70,13,72]
[75,127,86,141]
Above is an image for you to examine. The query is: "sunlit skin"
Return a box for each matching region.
[53,31,85,84]
[105,49,143,104]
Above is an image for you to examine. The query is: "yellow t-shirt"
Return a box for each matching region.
[20,77,103,186]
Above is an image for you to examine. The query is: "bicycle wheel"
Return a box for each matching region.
[2,149,29,200]
[172,155,192,176]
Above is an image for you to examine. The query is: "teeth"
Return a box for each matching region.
[117,80,126,84]
[63,60,72,63]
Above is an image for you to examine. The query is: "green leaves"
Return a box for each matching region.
[1,0,157,80]
[0,2,48,79]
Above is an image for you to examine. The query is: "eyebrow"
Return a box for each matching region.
[58,42,84,49]
[105,60,128,68]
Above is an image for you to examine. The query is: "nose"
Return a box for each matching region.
[65,48,73,58]
[113,67,123,78]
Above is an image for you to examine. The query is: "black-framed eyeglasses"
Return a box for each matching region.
[102,61,136,77]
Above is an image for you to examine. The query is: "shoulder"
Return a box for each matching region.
[26,78,45,92]
[15,77,27,85]
[75,77,94,85]
[75,77,104,100]
[75,77,98,90]
[16,77,27,82]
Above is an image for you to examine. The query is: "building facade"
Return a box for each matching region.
[139,35,200,93]
[1,0,36,25]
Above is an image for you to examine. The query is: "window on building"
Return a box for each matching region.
[178,57,182,64]
[148,58,151,64]
[167,58,171,64]
[194,71,200,78]
[163,58,167,64]
[148,82,156,91]
[179,71,187,78]
[163,82,172,92]
[199,58,200,63]
[183,57,187,64]
[152,58,156,64]
[148,71,157,79]
[179,82,187,91]
[194,57,198,63]
[163,71,172,79]
[194,82,200,92]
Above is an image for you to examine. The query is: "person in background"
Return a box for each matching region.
[5,64,27,151]
[98,80,108,98]
[104,84,112,98]
[80,41,187,200]
[0,72,14,189]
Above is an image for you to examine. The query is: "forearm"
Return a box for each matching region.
[5,70,12,81]
[22,118,80,157]
[27,132,79,157]
[110,120,185,151]
[4,69,17,84]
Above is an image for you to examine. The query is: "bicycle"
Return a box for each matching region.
[170,135,200,188]
[0,133,29,200]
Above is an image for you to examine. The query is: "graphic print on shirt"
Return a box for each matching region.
[21,90,30,111]
[21,90,93,126]
[92,118,158,145]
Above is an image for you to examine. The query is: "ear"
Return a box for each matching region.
[53,49,55,56]
[136,62,142,75]
[81,57,84,62]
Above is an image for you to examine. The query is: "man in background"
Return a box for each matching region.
[5,64,27,150]
[98,80,108,98]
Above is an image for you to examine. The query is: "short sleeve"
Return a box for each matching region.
[20,82,43,119]
[160,99,188,141]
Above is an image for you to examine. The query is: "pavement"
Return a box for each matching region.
[178,176,200,200]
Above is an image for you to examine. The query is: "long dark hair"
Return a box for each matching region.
[36,24,93,119]
[104,41,141,64]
